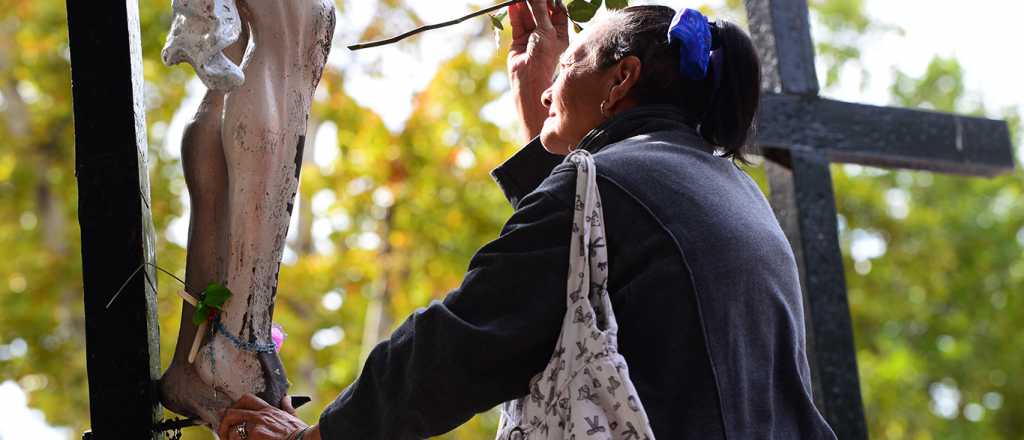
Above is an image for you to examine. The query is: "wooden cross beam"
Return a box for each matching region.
[744,0,1016,438]
[65,0,162,439]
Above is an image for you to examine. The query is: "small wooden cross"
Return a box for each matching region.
[176,290,209,364]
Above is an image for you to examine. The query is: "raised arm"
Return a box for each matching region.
[508,0,569,141]
[316,175,577,438]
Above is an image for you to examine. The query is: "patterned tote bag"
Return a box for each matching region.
[496,149,656,440]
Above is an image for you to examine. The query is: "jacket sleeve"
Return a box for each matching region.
[489,137,566,208]
[317,184,574,439]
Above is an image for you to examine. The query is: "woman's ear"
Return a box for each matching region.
[605,55,642,111]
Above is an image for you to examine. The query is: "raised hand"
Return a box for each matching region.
[508,0,569,140]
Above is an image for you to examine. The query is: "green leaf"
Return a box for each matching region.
[192,303,211,326]
[567,0,602,23]
[605,0,628,10]
[203,282,232,310]
[490,10,507,31]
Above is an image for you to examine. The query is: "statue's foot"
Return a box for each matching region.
[190,324,290,426]
[159,356,233,428]
[160,328,288,430]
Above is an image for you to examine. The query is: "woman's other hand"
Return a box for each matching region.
[508,0,569,141]
[218,393,313,439]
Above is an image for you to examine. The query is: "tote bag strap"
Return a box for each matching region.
[564,149,618,337]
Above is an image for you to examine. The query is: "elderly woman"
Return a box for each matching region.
[219,1,836,439]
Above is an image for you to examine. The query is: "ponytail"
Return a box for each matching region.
[699,21,761,163]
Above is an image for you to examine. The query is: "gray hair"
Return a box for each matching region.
[576,6,763,163]
[584,8,657,70]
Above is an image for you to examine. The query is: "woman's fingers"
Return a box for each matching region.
[217,408,261,439]
[509,1,535,41]
[218,405,308,440]
[550,0,569,39]
[216,393,269,438]
[215,393,311,439]
[233,393,272,410]
[217,422,236,440]
[511,0,568,45]
[280,395,297,415]
[221,408,261,429]
[526,0,555,32]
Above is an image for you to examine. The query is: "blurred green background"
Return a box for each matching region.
[0,0,1020,438]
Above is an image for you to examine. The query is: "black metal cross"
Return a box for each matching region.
[66,1,162,439]
[744,0,1016,438]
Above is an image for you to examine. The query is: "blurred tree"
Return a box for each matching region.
[833,55,1023,439]
[0,1,1019,440]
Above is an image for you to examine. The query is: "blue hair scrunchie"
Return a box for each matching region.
[667,8,712,81]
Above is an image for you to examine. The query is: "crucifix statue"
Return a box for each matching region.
[154,0,336,430]
[743,0,1015,438]
[68,0,337,433]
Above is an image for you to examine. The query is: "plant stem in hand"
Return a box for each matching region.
[348,0,525,51]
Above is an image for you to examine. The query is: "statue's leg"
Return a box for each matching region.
[159,87,234,424]
[190,0,335,427]
[159,22,249,425]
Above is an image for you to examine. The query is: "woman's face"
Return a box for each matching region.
[539,28,619,155]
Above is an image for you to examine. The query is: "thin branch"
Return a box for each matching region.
[151,262,187,286]
[105,262,187,309]
[348,0,524,51]
[106,263,146,309]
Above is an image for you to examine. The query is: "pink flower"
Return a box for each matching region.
[271,323,287,353]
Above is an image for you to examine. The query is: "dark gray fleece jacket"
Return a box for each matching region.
[319,105,836,440]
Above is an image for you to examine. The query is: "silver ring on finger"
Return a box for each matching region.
[235,421,249,440]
